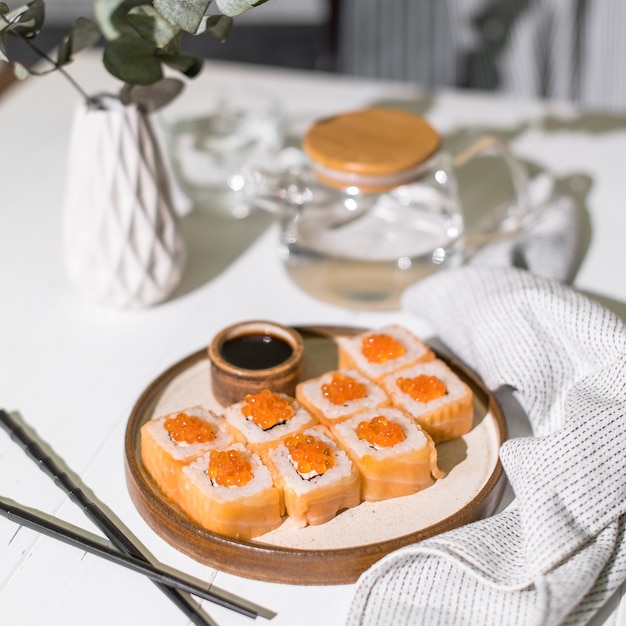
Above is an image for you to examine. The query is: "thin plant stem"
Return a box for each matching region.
[1,13,92,104]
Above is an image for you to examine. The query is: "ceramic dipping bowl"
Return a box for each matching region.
[208,320,305,406]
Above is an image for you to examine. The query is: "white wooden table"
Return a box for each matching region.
[0,52,624,625]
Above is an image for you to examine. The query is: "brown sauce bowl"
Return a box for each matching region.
[208,320,305,406]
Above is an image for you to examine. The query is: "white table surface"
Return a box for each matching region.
[1,52,624,626]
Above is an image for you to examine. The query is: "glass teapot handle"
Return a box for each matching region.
[453,134,530,234]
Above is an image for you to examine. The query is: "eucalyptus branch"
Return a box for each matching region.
[1,14,92,103]
[0,0,268,111]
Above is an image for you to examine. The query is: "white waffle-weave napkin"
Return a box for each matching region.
[347,265,626,626]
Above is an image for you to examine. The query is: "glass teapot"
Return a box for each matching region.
[245,107,529,309]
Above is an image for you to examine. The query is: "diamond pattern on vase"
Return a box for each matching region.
[63,96,186,308]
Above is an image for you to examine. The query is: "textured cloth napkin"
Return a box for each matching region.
[347,265,626,626]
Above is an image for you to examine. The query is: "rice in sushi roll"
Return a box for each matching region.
[296,369,389,426]
[223,389,317,455]
[141,405,235,502]
[177,443,284,540]
[331,407,444,502]
[381,359,474,443]
[267,426,361,528]
[337,325,434,382]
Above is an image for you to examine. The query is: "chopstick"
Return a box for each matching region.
[0,495,261,619]
[0,410,275,624]
[0,410,217,626]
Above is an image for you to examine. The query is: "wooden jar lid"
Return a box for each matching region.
[303,107,440,191]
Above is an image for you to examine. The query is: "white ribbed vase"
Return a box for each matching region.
[63,95,186,308]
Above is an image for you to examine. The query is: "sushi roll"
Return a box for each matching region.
[337,325,434,382]
[381,359,474,443]
[140,405,235,502]
[223,389,317,455]
[177,443,284,540]
[331,407,444,502]
[296,369,389,426]
[266,425,361,528]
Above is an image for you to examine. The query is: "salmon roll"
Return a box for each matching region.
[141,405,235,502]
[337,325,434,382]
[296,369,389,426]
[223,389,317,456]
[267,426,361,528]
[381,359,474,443]
[331,407,444,502]
[177,443,284,540]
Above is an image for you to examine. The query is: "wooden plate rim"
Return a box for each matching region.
[125,326,508,585]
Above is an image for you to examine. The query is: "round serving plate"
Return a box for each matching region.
[125,326,507,585]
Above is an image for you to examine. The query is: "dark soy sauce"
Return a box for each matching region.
[221,333,293,370]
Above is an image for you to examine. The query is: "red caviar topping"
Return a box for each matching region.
[164,412,216,444]
[361,333,406,364]
[208,449,253,487]
[284,432,334,476]
[242,389,295,430]
[356,415,405,448]
[321,372,367,405]
[397,375,447,403]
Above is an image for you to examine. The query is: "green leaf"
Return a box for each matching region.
[120,77,184,111]
[153,0,210,34]
[0,3,9,15]
[71,17,102,52]
[103,35,163,85]
[0,10,8,62]
[214,0,265,17]
[158,50,202,78]
[127,4,179,47]
[56,18,101,66]
[56,35,73,66]
[199,14,232,41]
[20,0,46,34]
[10,0,45,38]
[161,30,182,55]
[94,0,147,41]
[1,3,27,23]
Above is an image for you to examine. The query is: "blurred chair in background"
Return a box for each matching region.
[333,0,626,112]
